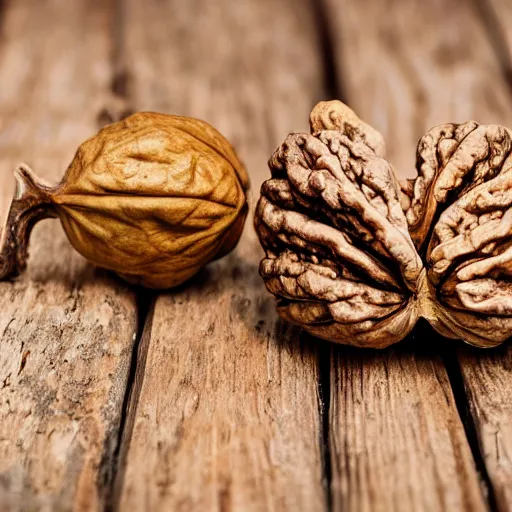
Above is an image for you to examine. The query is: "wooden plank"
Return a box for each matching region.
[321,0,512,509]
[329,337,485,512]
[115,0,328,510]
[457,345,512,510]
[0,1,138,510]
[455,1,512,509]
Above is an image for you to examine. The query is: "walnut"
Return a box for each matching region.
[0,113,249,289]
[254,100,512,348]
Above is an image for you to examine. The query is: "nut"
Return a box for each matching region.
[254,100,512,348]
[0,113,249,289]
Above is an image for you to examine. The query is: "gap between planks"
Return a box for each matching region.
[98,0,161,508]
[105,289,155,512]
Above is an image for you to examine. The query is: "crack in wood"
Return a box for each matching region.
[309,1,342,509]
[96,2,158,509]
[442,349,499,512]
[318,343,333,512]
[104,288,156,512]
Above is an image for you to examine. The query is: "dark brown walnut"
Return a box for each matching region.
[0,113,249,289]
[254,100,512,348]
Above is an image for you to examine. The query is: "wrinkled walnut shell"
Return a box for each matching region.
[0,113,249,289]
[255,100,512,348]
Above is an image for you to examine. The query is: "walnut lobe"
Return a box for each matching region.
[255,100,512,348]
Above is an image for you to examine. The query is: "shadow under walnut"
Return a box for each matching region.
[254,100,512,349]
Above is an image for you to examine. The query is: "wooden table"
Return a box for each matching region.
[0,0,511,510]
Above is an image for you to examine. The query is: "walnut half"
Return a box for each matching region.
[254,100,512,348]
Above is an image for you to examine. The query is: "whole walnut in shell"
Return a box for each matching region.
[254,100,512,348]
[0,113,249,289]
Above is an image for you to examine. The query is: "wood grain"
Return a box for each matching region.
[454,2,512,509]
[115,0,328,510]
[1,0,510,511]
[321,0,512,508]
[329,335,485,512]
[458,346,512,511]
[0,1,138,510]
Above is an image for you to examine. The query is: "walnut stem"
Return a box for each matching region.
[0,164,57,279]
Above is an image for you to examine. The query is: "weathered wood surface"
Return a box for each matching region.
[458,346,512,511]
[325,0,512,510]
[328,337,486,512]
[459,6,512,510]
[114,0,327,510]
[457,2,512,509]
[1,0,512,511]
[0,1,138,510]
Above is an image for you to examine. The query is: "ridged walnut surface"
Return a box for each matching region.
[255,100,512,348]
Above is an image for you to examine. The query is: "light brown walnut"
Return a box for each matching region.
[0,113,249,289]
[255,100,512,348]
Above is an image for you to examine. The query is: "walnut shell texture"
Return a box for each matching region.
[254,100,512,348]
[0,113,249,289]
